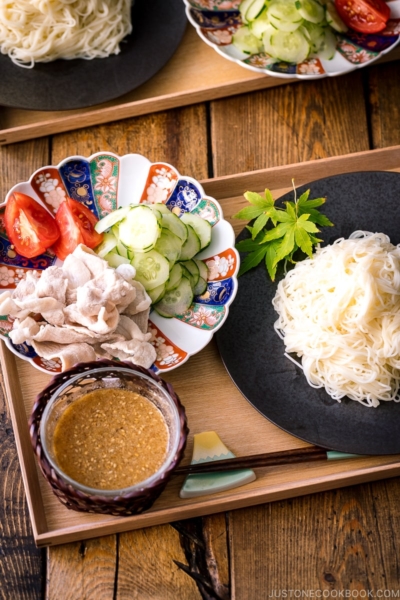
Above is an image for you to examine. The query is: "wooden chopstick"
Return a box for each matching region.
[174,446,329,476]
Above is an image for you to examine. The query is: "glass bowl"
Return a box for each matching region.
[29,359,188,516]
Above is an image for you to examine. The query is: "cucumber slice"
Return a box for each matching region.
[148,208,162,222]
[180,264,196,290]
[193,277,207,296]
[118,205,161,252]
[165,263,183,291]
[105,252,131,268]
[246,0,266,21]
[148,283,166,304]
[270,28,310,63]
[239,0,255,22]
[269,13,303,32]
[263,24,278,55]
[154,277,194,318]
[317,27,337,60]
[162,212,188,243]
[94,206,130,234]
[232,26,262,54]
[95,232,117,258]
[180,213,211,251]
[154,229,183,266]
[179,224,201,261]
[251,8,270,38]
[194,259,209,282]
[268,1,302,22]
[116,240,128,258]
[181,260,200,286]
[325,1,347,32]
[297,0,324,24]
[149,202,171,216]
[302,22,324,52]
[131,249,170,291]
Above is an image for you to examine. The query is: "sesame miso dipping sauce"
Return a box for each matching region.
[36,363,188,509]
[53,388,169,491]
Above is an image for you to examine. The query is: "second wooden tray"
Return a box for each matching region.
[1,26,400,146]
[2,145,400,547]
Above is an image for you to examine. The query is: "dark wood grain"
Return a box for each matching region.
[229,480,400,598]
[51,105,209,181]
[117,526,201,600]
[0,140,49,600]
[210,72,370,176]
[368,62,400,149]
[46,537,117,600]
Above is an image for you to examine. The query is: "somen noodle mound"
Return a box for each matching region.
[272,231,400,408]
[0,0,132,68]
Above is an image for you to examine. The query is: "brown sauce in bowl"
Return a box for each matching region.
[53,388,169,490]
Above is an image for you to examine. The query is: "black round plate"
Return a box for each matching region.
[0,0,187,111]
[216,171,400,455]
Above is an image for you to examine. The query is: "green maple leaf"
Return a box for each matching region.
[238,245,268,277]
[261,222,291,242]
[273,227,296,266]
[233,182,334,281]
[233,205,266,220]
[295,227,313,257]
[265,240,281,281]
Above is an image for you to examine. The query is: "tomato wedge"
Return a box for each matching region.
[4,192,60,259]
[51,198,103,261]
[335,0,389,33]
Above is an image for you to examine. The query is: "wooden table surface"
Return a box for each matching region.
[1,58,400,600]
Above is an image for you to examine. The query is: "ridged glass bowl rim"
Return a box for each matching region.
[39,366,182,497]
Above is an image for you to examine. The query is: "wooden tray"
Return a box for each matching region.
[2,145,400,548]
[1,26,400,146]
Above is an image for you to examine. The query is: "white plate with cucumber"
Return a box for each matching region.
[0,152,239,375]
[184,0,400,79]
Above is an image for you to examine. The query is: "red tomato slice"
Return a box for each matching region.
[335,0,389,33]
[4,192,60,259]
[51,198,103,261]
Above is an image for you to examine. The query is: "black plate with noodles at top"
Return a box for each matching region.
[0,0,186,111]
[216,171,400,455]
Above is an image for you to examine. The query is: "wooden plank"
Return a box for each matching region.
[210,70,370,176]
[51,104,209,182]
[202,514,230,600]
[368,61,400,149]
[1,27,400,146]
[229,479,400,597]
[116,526,201,600]
[46,537,117,600]
[0,138,49,600]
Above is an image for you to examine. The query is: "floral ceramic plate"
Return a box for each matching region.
[183,0,400,79]
[0,153,239,375]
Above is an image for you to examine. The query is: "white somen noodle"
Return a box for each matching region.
[272,231,400,408]
[0,0,132,68]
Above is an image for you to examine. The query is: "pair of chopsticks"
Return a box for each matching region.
[174,446,363,477]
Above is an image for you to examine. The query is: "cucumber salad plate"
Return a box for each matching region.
[184,0,400,79]
[0,153,239,375]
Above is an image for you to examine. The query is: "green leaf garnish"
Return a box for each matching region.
[233,183,334,280]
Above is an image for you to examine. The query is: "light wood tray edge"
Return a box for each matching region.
[201,145,400,200]
[2,144,400,546]
[33,461,400,547]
